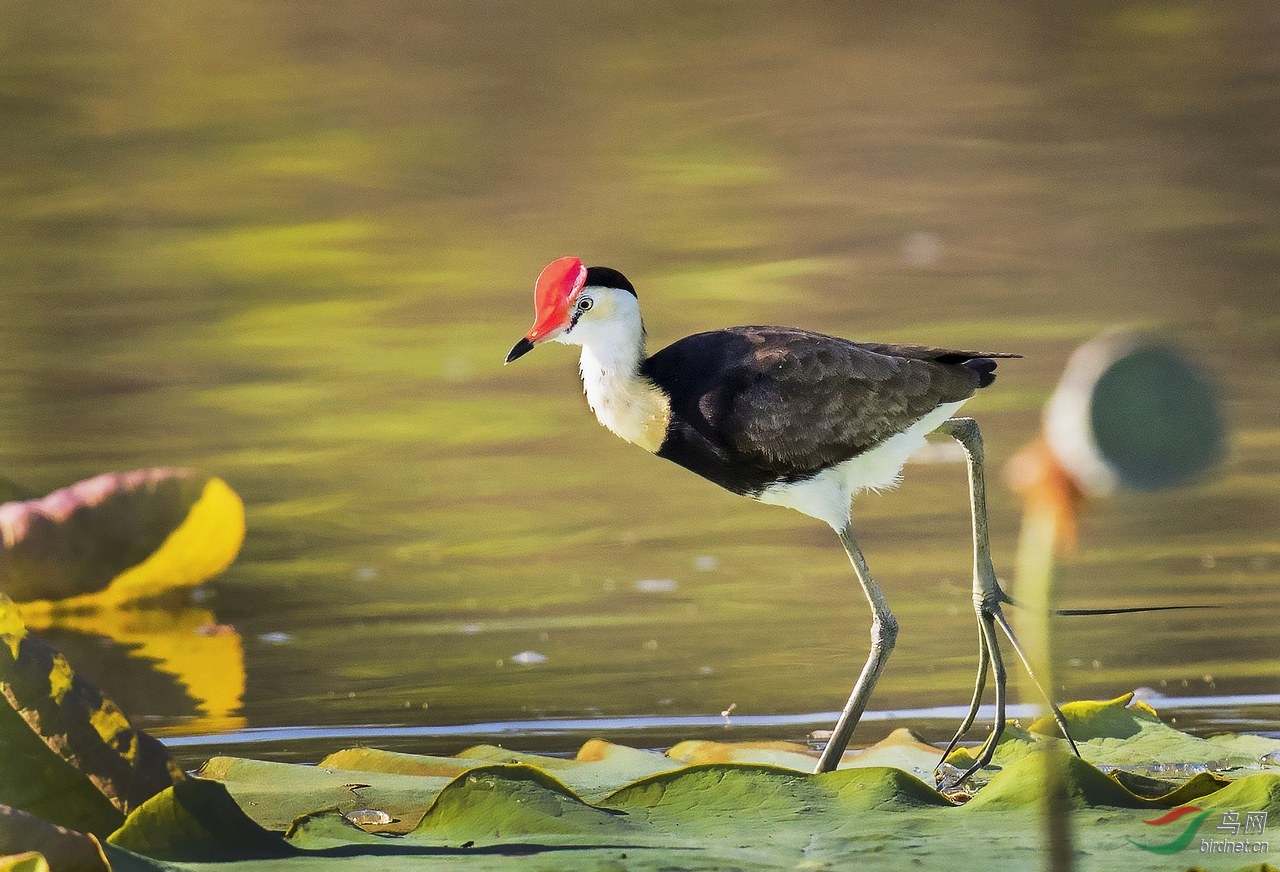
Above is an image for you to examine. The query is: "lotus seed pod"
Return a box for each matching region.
[1044,332,1224,495]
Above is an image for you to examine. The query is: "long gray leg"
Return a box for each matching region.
[937,418,1078,784]
[934,417,1006,781]
[814,526,898,774]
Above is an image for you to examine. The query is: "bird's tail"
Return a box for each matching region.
[949,352,1021,388]
[963,358,1000,387]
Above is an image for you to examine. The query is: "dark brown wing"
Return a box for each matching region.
[645,326,1010,482]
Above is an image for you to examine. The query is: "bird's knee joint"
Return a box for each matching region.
[872,615,899,648]
[973,591,1002,617]
[943,417,983,454]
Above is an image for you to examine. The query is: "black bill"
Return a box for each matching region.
[505,336,535,364]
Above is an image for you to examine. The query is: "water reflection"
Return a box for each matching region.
[25,606,246,734]
[0,2,1275,752]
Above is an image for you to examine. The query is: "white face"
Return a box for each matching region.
[551,285,643,348]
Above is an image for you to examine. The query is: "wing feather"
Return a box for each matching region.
[646,327,1005,481]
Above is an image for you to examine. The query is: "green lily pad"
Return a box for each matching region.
[960,750,1156,811]
[265,751,1265,871]
[6,603,1279,872]
[1192,771,1280,814]
[665,727,946,780]
[198,755,453,834]
[947,694,1280,782]
[1108,768,1232,805]
[324,739,680,804]
[0,853,50,872]
[824,765,955,811]
[107,777,293,862]
[411,764,632,840]
[606,763,827,830]
[0,594,182,836]
[1038,694,1280,774]
[284,810,391,850]
[318,747,477,779]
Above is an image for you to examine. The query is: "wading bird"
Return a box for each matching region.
[505,256,1074,778]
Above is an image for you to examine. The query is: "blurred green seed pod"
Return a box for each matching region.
[1043,331,1225,496]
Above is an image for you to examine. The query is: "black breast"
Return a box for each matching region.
[640,326,1012,496]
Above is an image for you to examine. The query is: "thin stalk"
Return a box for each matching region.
[1015,497,1073,872]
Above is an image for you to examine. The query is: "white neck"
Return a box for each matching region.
[557,289,670,452]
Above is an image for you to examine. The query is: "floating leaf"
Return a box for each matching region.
[942,693,1280,785]
[0,805,109,872]
[960,750,1155,811]
[106,777,293,862]
[0,469,244,609]
[411,764,632,840]
[284,810,388,850]
[1033,693,1280,773]
[1029,693,1158,741]
[0,853,49,872]
[605,762,946,833]
[665,738,817,769]
[1109,769,1231,805]
[452,742,681,801]
[118,722,1280,870]
[666,727,946,778]
[321,747,509,780]
[944,720,1054,773]
[824,765,955,811]
[0,594,183,835]
[198,755,452,834]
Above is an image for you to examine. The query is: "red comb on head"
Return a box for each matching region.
[526,256,587,342]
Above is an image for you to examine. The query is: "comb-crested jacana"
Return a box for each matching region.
[505,256,1073,778]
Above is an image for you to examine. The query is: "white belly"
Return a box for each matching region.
[755,401,967,530]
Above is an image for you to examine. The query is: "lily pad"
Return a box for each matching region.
[324,739,680,804]
[945,694,1280,783]
[0,805,109,871]
[1035,694,1280,774]
[0,469,244,609]
[960,750,1156,811]
[106,777,293,862]
[258,751,1280,871]
[1109,768,1232,805]
[198,755,453,834]
[8,607,1280,872]
[0,853,50,872]
[665,738,819,769]
[0,594,182,835]
[667,727,946,779]
[412,764,632,840]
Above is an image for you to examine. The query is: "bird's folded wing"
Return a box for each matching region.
[711,329,985,475]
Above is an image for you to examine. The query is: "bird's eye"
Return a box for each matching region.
[577,297,594,312]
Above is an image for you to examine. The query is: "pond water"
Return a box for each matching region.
[1,3,1276,767]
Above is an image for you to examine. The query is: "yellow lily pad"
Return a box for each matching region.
[1,469,244,611]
